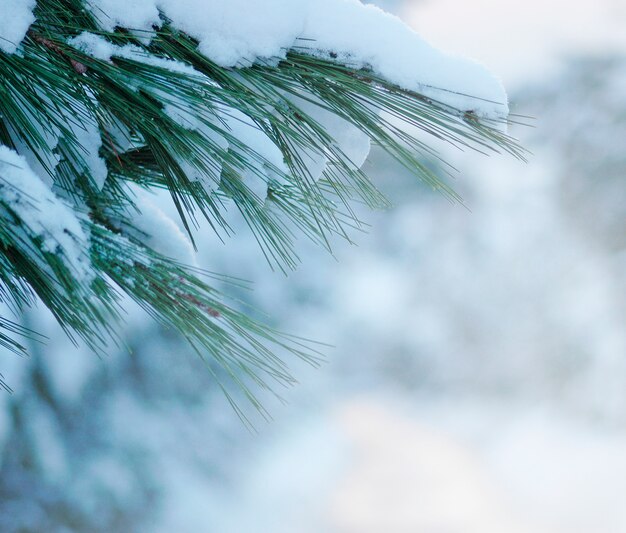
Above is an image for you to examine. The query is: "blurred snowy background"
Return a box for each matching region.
[2,0,626,531]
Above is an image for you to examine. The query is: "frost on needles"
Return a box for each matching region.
[0,0,523,406]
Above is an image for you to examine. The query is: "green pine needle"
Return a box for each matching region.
[0,0,525,410]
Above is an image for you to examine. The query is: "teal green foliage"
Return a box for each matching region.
[0,0,523,406]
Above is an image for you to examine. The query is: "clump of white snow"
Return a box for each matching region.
[0,146,94,282]
[67,105,109,190]
[81,0,508,119]
[69,32,201,76]
[127,185,197,266]
[3,1,508,117]
[283,92,372,182]
[0,0,35,54]
[221,109,289,199]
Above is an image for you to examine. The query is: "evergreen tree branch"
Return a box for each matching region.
[0,0,525,408]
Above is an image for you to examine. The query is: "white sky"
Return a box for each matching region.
[403,0,626,88]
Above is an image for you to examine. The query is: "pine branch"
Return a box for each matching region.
[0,0,525,408]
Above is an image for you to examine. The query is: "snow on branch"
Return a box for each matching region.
[0,0,36,54]
[0,146,94,283]
[2,0,508,119]
[0,0,522,401]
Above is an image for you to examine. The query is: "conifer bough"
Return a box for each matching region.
[0,0,523,401]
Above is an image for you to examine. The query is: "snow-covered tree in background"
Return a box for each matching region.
[0,0,521,401]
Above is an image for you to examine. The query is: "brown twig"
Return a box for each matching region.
[28,31,88,74]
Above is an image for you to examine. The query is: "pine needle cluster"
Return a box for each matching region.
[0,0,523,401]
